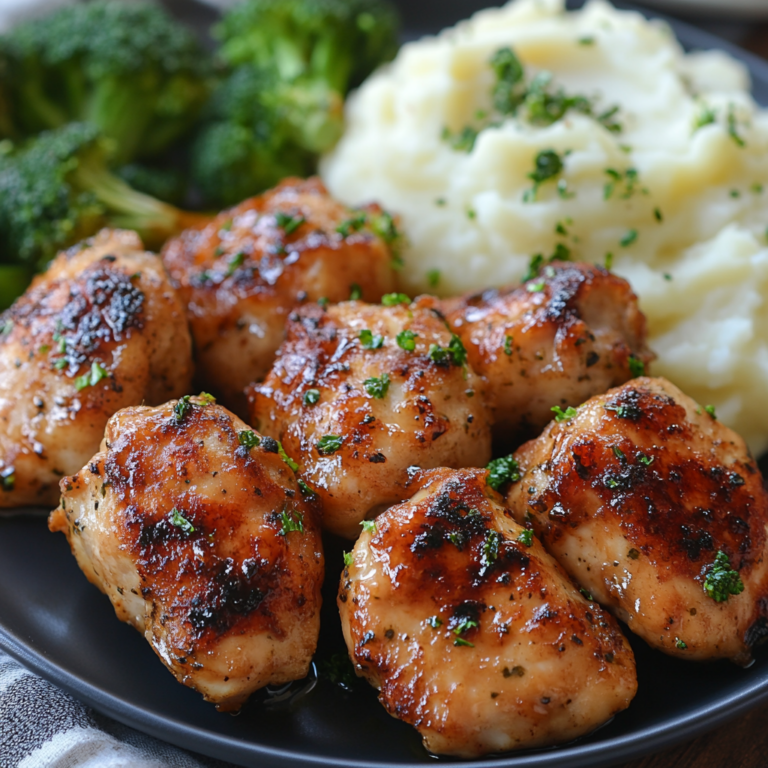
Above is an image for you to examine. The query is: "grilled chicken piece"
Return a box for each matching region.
[0,230,192,509]
[506,377,768,665]
[49,396,324,711]
[162,177,398,416]
[248,300,492,539]
[339,467,637,758]
[441,262,653,446]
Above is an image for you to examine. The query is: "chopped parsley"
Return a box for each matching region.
[654,207,663,222]
[517,529,534,547]
[173,396,192,423]
[170,508,195,535]
[727,104,746,148]
[349,283,362,301]
[638,453,654,466]
[396,330,417,351]
[278,442,299,472]
[298,479,317,498]
[427,334,467,367]
[238,430,261,450]
[453,618,478,647]
[225,251,245,277]
[274,211,305,235]
[694,105,716,130]
[604,252,614,270]
[279,507,305,535]
[552,405,578,422]
[1,469,15,492]
[628,356,645,377]
[359,329,384,349]
[336,212,367,237]
[604,401,642,420]
[75,362,109,392]
[480,530,501,574]
[612,445,626,462]
[427,615,443,629]
[364,373,390,399]
[603,167,639,200]
[703,550,744,602]
[503,335,513,356]
[381,293,411,307]
[527,279,546,293]
[427,269,441,288]
[486,455,521,490]
[442,125,479,153]
[303,389,321,406]
[578,36,595,45]
[318,297,329,308]
[343,551,354,567]
[528,149,564,185]
[675,639,687,650]
[704,404,717,419]
[522,254,545,282]
[620,229,638,248]
[317,434,344,455]
[317,653,358,690]
[361,519,377,533]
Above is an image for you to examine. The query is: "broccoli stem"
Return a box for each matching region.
[18,80,68,132]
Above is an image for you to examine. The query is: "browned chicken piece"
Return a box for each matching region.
[248,299,493,539]
[505,376,768,665]
[0,229,192,509]
[49,396,324,711]
[440,262,654,446]
[339,467,637,758]
[161,177,399,416]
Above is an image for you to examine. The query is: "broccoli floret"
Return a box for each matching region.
[2,1,212,164]
[191,65,316,207]
[0,46,15,139]
[116,163,187,206]
[216,0,400,94]
[0,123,209,269]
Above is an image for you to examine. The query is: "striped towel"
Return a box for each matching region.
[0,650,235,768]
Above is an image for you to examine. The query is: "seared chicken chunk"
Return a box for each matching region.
[249,300,492,538]
[339,468,637,757]
[49,396,324,711]
[0,230,192,509]
[506,377,768,665]
[442,262,653,446]
[162,177,398,415]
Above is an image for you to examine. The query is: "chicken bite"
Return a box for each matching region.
[248,299,492,539]
[339,467,637,758]
[0,229,192,509]
[49,396,324,711]
[441,262,653,446]
[505,376,768,665]
[162,177,399,415]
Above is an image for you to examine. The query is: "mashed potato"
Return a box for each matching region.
[322,0,768,454]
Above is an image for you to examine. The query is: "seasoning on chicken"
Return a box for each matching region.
[339,467,637,757]
[161,177,399,416]
[505,376,768,665]
[0,229,192,509]
[49,395,324,711]
[441,262,653,446]
[248,298,492,539]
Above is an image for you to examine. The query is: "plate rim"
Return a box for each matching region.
[3,4,768,768]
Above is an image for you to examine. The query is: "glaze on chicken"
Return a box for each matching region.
[339,468,637,757]
[162,177,398,415]
[441,262,653,446]
[0,229,192,509]
[248,300,492,538]
[506,377,768,664]
[49,396,324,711]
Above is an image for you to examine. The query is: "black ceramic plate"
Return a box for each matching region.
[3,4,768,768]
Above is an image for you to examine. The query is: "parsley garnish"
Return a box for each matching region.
[486,455,521,490]
[359,329,384,349]
[336,212,367,237]
[427,615,443,629]
[654,207,663,222]
[552,405,578,421]
[298,479,317,498]
[170,508,195,535]
[442,125,479,153]
[238,430,261,449]
[364,373,390,399]
[528,149,564,185]
[278,442,299,472]
[527,279,545,293]
[453,618,478,647]
[727,104,746,148]
[317,435,343,455]
[382,293,410,307]
[349,283,362,300]
[75,362,109,392]
[343,551,354,567]
[676,639,687,650]
[225,251,245,277]
[275,212,305,235]
[604,252,614,270]
[303,389,320,406]
[503,335,513,356]
[361,519,377,533]
[480,530,501,574]
[517,529,534,547]
[396,330,417,351]
[427,334,467,367]
[1,469,15,492]
[620,229,638,248]
[704,404,717,419]
[173,396,192,423]
[703,550,744,602]
[279,507,305,535]
[427,269,441,288]
[628,356,645,377]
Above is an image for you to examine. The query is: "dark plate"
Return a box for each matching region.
[3,3,768,768]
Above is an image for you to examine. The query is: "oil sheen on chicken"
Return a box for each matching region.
[248,299,493,538]
[442,262,653,446]
[506,377,768,664]
[162,177,398,415]
[339,468,637,757]
[0,229,192,509]
[49,396,324,711]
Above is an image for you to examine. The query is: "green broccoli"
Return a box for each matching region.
[215,0,400,95]
[0,48,14,140]
[0,266,33,310]
[116,163,188,206]
[191,64,316,207]
[0,123,210,270]
[2,1,212,164]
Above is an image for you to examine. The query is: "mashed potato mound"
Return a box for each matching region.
[322,0,768,454]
